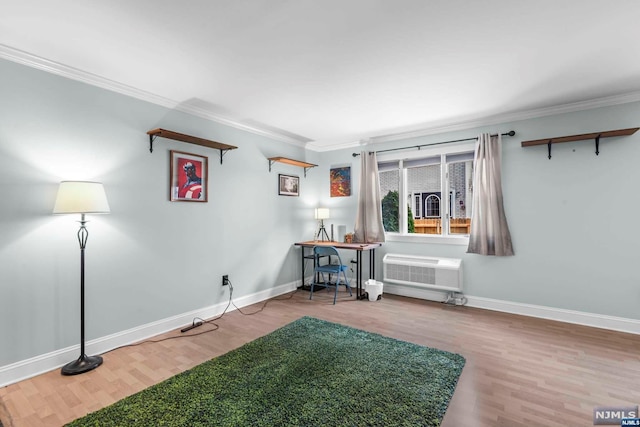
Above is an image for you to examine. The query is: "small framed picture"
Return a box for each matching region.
[278,174,299,196]
[170,150,208,202]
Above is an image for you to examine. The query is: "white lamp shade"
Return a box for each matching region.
[314,208,330,220]
[53,181,111,214]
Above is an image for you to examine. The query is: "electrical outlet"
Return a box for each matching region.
[222,275,229,286]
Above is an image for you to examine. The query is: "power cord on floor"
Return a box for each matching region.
[228,280,299,315]
[103,278,298,354]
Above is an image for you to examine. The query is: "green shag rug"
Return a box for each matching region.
[67,317,465,427]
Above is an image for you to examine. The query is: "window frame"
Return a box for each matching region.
[378,141,475,246]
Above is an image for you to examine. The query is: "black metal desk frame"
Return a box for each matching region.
[295,241,381,300]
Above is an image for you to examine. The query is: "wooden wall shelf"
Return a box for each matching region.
[268,157,317,177]
[147,128,238,164]
[521,127,638,159]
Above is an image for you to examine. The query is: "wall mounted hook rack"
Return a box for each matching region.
[147,128,238,164]
[521,127,638,159]
[268,157,317,177]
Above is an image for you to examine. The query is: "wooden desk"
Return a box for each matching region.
[295,240,382,300]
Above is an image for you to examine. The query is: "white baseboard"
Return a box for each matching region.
[5,280,638,387]
[0,281,298,388]
[466,295,640,335]
[383,284,640,335]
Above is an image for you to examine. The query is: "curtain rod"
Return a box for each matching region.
[351,130,516,157]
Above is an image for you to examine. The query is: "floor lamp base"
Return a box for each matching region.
[61,354,103,375]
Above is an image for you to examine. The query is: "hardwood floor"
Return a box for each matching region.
[1,290,639,426]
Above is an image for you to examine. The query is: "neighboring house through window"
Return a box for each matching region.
[378,142,474,241]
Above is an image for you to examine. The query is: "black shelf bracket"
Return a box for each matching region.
[268,159,275,173]
[149,134,157,153]
[220,149,230,165]
[547,141,552,159]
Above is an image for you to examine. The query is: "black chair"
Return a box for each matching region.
[310,246,352,304]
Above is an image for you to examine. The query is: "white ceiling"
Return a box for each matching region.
[2,0,640,150]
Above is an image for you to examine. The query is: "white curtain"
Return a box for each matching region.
[467,133,514,256]
[354,152,386,243]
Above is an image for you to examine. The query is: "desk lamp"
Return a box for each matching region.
[314,208,330,241]
[53,181,110,375]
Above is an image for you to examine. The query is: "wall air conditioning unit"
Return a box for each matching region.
[383,254,462,293]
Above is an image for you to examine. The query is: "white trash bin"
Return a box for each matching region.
[365,279,383,301]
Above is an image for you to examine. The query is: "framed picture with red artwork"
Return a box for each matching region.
[170,150,208,202]
[330,166,351,197]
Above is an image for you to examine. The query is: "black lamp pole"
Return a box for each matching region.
[61,214,103,375]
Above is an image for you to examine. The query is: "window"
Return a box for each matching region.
[424,194,440,217]
[413,194,421,218]
[378,143,474,241]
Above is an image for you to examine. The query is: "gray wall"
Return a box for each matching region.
[2,56,639,370]
[0,58,320,366]
[320,103,640,320]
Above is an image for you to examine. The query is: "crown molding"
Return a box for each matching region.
[0,44,309,147]
[3,44,640,153]
[303,90,640,152]
[368,92,640,146]
[305,138,365,153]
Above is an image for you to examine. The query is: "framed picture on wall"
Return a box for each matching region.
[330,166,351,197]
[278,174,299,196]
[170,150,208,202]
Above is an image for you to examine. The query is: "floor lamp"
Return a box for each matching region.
[53,181,110,375]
